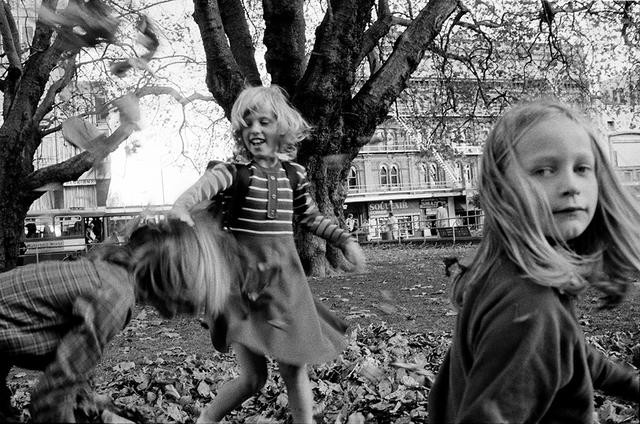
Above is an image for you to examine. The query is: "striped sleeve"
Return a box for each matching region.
[291,163,352,246]
[172,163,235,212]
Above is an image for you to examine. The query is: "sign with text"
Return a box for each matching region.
[437,226,472,238]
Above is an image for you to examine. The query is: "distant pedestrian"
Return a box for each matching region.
[428,100,640,423]
[345,213,357,232]
[435,202,448,228]
[387,212,399,240]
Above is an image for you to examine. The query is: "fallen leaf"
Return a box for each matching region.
[164,384,180,400]
[197,380,211,397]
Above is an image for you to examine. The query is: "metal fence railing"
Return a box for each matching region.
[353,211,484,244]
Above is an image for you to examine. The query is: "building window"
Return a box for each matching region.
[420,163,429,184]
[454,161,462,181]
[348,166,358,189]
[390,165,400,186]
[429,163,439,182]
[380,165,389,186]
[463,163,473,185]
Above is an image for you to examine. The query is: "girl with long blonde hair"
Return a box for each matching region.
[428,100,640,423]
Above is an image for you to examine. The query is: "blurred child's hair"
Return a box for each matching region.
[230,85,311,161]
[453,99,640,308]
[128,211,236,318]
[85,243,131,268]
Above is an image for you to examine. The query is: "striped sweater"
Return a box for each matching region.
[173,161,352,246]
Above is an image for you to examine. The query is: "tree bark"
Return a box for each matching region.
[263,0,306,93]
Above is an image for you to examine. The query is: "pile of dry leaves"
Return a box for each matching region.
[8,314,639,423]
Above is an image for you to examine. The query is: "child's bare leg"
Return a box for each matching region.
[278,362,313,424]
[197,344,268,423]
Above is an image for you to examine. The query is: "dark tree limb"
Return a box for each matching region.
[354,0,393,68]
[0,1,22,70]
[294,0,373,141]
[193,0,246,117]
[33,58,77,127]
[347,0,459,146]
[135,85,215,104]
[219,0,261,85]
[23,122,137,191]
[262,0,306,93]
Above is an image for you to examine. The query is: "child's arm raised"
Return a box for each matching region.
[171,163,234,226]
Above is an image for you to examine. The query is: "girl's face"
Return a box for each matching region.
[511,115,598,241]
[241,109,280,165]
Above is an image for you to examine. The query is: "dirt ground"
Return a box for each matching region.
[7,243,640,423]
[97,242,640,369]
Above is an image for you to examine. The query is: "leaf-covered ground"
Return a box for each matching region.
[7,244,640,423]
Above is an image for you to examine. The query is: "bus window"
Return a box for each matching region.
[55,215,83,238]
[25,217,54,239]
[84,217,104,244]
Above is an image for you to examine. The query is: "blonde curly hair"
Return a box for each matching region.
[230,85,311,161]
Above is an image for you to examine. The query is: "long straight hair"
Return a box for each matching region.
[129,211,237,318]
[453,100,640,308]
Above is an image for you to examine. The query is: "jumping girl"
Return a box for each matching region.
[171,85,365,423]
[428,100,640,423]
[0,212,234,422]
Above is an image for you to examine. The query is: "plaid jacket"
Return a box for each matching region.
[0,259,135,422]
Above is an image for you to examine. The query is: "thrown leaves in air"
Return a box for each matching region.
[111,15,159,77]
[38,0,118,49]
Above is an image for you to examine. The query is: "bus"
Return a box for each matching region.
[20,204,173,264]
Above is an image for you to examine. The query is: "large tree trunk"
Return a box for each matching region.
[0,121,40,271]
[193,0,459,275]
[295,152,354,276]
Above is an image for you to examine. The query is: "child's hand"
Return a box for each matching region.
[169,207,195,227]
[341,239,366,273]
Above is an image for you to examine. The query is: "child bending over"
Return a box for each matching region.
[0,212,235,423]
[171,85,365,423]
[428,100,640,423]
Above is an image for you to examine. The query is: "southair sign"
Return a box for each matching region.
[368,200,409,212]
[368,200,411,218]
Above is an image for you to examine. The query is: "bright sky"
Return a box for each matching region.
[106,1,231,207]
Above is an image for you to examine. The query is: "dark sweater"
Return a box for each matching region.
[428,257,639,424]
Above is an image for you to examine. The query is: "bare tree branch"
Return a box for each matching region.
[355,0,393,68]
[263,0,306,93]
[0,1,22,69]
[293,0,373,135]
[193,0,246,116]
[219,0,260,86]
[24,122,137,191]
[135,85,215,104]
[39,123,62,137]
[347,0,459,146]
[33,58,78,125]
